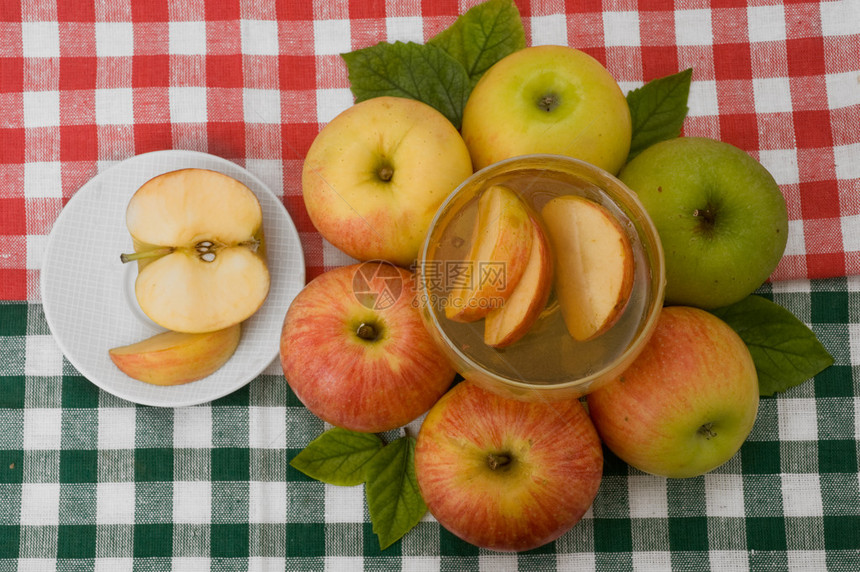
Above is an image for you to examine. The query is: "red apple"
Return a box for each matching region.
[587,306,759,478]
[280,262,456,433]
[415,380,603,552]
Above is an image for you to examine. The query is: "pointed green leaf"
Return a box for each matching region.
[289,427,383,486]
[364,436,427,550]
[710,295,835,396]
[626,68,692,161]
[341,41,470,128]
[429,0,526,88]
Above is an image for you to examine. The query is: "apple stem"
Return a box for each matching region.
[356,323,379,341]
[119,247,174,264]
[698,422,717,440]
[693,207,716,227]
[378,165,394,182]
[537,93,560,112]
[487,453,512,471]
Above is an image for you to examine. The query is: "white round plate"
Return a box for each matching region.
[40,150,305,407]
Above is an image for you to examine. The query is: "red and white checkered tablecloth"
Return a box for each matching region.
[1,0,858,301]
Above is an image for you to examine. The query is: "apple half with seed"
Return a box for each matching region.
[541,195,634,341]
[109,324,241,386]
[483,216,553,348]
[121,169,270,333]
[445,185,532,323]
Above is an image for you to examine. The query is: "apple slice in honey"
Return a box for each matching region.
[541,195,634,341]
[445,184,532,323]
[483,217,553,348]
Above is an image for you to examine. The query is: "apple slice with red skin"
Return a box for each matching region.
[445,185,532,323]
[483,216,553,348]
[541,195,634,341]
[415,380,603,552]
[109,323,241,386]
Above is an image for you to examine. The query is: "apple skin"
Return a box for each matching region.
[415,380,603,552]
[109,323,241,386]
[587,306,759,479]
[280,262,456,433]
[302,96,473,268]
[461,45,631,174]
[618,137,788,309]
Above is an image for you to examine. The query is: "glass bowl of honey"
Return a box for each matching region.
[416,154,666,401]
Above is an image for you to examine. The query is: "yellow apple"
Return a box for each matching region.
[122,169,270,333]
[461,45,632,174]
[302,96,473,267]
[541,195,634,341]
[445,185,532,323]
[483,216,553,348]
[109,324,241,386]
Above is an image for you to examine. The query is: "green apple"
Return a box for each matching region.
[302,96,473,268]
[619,137,788,309]
[461,45,631,174]
[587,306,759,479]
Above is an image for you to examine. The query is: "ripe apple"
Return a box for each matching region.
[461,45,632,174]
[541,195,634,341]
[483,216,552,347]
[587,306,759,478]
[415,380,603,552]
[121,168,270,333]
[109,324,241,386]
[280,261,456,433]
[445,185,533,323]
[302,96,473,268]
[618,137,788,309]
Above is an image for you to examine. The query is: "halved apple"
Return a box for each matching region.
[483,216,553,348]
[445,185,532,322]
[541,195,634,341]
[109,323,241,386]
[121,169,270,333]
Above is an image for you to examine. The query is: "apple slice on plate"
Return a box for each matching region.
[445,185,533,323]
[109,323,241,386]
[122,169,271,333]
[541,195,634,341]
[483,216,553,348]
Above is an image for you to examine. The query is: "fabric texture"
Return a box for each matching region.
[1,0,859,569]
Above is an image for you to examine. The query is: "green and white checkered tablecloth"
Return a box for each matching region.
[1,278,858,570]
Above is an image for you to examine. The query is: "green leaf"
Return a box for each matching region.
[289,427,383,486]
[626,68,693,162]
[429,0,526,89]
[341,41,471,128]
[710,295,835,397]
[364,436,427,550]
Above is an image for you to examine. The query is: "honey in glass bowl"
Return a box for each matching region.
[416,154,666,401]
